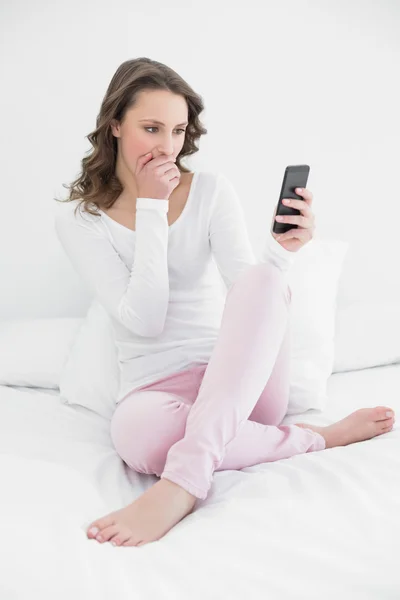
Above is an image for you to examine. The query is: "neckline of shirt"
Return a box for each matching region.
[98,171,200,234]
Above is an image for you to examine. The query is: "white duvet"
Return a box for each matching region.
[0,364,399,600]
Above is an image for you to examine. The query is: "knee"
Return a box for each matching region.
[110,392,187,476]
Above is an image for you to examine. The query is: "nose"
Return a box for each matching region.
[153,147,175,160]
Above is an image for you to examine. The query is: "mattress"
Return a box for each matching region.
[0,363,399,600]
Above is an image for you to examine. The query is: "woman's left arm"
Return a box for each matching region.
[209,173,304,292]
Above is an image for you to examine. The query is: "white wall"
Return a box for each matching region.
[1,0,399,319]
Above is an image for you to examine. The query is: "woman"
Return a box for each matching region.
[55,57,395,548]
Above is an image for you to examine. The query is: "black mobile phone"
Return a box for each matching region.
[272,165,310,234]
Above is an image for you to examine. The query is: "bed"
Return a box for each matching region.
[1,360,399,600]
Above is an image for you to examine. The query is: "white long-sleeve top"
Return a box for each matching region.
[54,170,296,404]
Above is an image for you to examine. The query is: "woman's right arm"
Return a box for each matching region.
[54,198,170,337]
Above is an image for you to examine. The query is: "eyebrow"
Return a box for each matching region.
[139,118,188,126]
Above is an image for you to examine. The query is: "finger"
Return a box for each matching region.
[136,152,153,172]
[278,227,312,242]
[281,198,312,216]
[158,153,175,165]
[295,187,313,205]
[275,214,311,227]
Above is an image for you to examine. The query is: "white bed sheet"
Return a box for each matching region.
[0,364,399,600]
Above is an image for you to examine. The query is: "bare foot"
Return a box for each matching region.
[295,406,396,449]
[86,478,197,547]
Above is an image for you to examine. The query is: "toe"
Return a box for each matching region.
[108,535,121,546]
[375,407,394,421]
[380,423,394,433]
[96,525,121,543]
[122,536,144,547]
[110,530,132,546]
[379,417,394,431]
[87,515,115,539]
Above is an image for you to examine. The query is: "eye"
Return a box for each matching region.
[144,127,186,135]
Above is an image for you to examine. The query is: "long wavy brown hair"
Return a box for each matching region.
[54,57,208,217]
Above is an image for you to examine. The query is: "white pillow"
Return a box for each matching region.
[285,239,349,415]
[0,318,82,389]
[333,301,400,373]
[59,239,348,421]
[59,300,120,420]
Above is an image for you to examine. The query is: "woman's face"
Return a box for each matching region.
[111,89,189,172]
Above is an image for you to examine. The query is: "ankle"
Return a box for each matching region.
[320,426,334,449]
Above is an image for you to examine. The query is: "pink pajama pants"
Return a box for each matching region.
[110,262,326,501]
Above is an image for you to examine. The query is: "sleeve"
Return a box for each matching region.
[54,198,170,337]
[208,173,296,291]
